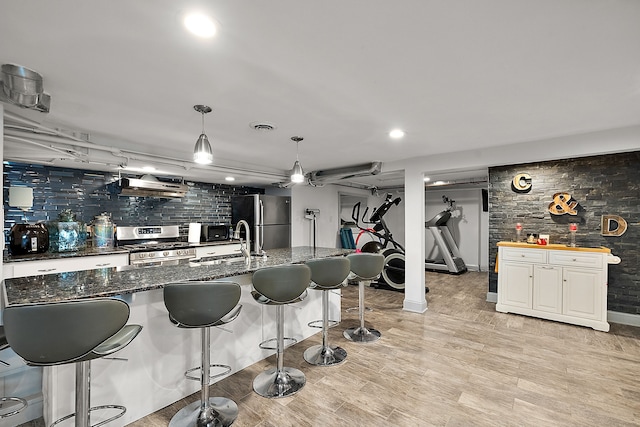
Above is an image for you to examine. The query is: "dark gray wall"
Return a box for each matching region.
[488,151,640,315]
[3,162,264,242]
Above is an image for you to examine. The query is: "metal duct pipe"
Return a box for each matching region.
[308,161,382,185]
[3,121,286,180]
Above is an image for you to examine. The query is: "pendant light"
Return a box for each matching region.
[290,136,304,183]
[193,105,213,164]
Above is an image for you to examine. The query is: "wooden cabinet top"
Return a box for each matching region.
[497,241,611,254]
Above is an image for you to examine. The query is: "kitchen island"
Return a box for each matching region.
[3,246,351,426]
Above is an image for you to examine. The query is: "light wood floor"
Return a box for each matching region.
[129,272,640,426]
[28,271,640,426]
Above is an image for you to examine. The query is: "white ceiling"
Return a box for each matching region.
[2,1,640,188]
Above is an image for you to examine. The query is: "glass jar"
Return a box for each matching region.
[47,209,86,252]
[92,212,115,248]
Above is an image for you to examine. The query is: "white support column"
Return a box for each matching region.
[403,166,427,313]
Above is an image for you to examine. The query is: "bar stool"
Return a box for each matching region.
[303,257,350,366]
[3,298,142,427]
[251,264,311,398]
[163,281,242,427]
[0,326,28,419]
[343,252,385,343]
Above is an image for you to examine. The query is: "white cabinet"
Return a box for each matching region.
[194,243,241,259]
[532,265,562,314]
[496,243,617,332]
[3,253,129,279]
[562,267,602,320]
[500,262,533,309]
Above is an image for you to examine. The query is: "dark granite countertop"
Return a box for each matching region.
[3,240,240,263]
[4,247,352,305]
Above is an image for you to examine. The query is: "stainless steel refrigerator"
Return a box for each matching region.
[231,195,291,254]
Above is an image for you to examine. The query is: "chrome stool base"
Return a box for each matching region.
[51,404,126,427]
[303,344,347,366]
[343,326,381,343]
[0,396,28,419]
[253,367,306,399]
[169,397,238,427]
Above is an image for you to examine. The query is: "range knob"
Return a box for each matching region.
[177,250,184,256]
[149,253,155,258]
[139,253,146,258]
[163,251,169,257]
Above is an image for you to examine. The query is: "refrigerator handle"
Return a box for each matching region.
[259,199,265,254]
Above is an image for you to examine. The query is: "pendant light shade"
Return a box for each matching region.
[290,136,304,183]
[193,105,213,164]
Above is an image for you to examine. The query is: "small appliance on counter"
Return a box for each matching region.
[200,224,230,242]
[8,223,49,255]
[47,209,86,252]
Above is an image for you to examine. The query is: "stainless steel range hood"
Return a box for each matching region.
[119,175,188,198]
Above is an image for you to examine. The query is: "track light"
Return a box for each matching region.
[290,136,304,183]
[193,105,213,164]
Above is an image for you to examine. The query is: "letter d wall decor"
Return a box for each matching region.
[601,215,628,236]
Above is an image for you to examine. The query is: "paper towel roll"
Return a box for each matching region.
[188,223,201,243]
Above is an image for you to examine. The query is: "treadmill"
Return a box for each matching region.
[424,210,467,274]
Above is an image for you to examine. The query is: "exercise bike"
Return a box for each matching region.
[351,193,406,290]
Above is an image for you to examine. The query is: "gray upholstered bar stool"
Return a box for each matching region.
[303,257,350,366]
[163,281,242,427]
[0,326,28,419]
[343,252,385,343]
[251,264,311,398]
[3,298,142,427]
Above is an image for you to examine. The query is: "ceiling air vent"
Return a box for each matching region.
[249,121,277,131]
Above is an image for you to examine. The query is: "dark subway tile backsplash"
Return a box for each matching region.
[3,163,264,242]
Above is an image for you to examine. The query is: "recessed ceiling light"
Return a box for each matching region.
[142,166,156,172]
[225,176,235,182]
[389,129,405,139]
[423,177,431,182]
[184,12,217,38]
[434,180,446,186]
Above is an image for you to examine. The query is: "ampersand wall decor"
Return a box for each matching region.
[548,192,579,216]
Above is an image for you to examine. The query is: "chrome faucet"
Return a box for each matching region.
[234,220,251,260]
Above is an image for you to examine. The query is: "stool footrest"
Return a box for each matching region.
[185,364,232,382]
[307,319,340,329]
[0,396,28,419]
[51,404,126,427]
[259,337,297,350]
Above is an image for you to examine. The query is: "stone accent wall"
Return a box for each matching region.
[488,151,640,315]
[3,163,264,242]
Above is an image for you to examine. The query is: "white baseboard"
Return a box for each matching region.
[403,299,428,313]
[607,310,640,327]
[485,291,640,327]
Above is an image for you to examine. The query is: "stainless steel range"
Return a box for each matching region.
[116,225,196,267]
